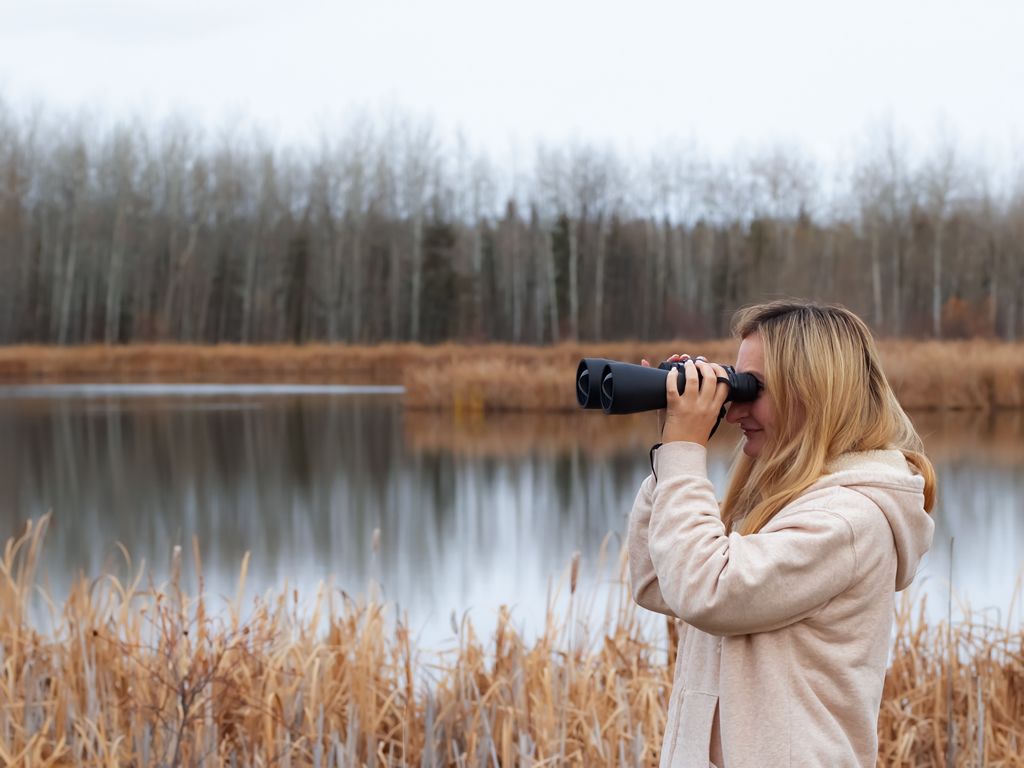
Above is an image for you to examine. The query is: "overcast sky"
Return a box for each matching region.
[2,0,1023,169]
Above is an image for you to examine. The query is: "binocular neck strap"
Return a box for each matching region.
[708,405,727,439]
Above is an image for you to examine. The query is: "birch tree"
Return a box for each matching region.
[920,142,959,338]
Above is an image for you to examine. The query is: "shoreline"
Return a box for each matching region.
[1,340,1023,410]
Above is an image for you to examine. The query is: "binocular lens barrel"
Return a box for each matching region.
[575,357,761,415]
[575,357,614,409]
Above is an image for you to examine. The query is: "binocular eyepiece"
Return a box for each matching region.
[576,358,761,415]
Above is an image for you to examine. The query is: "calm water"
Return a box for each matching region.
[1,388,1021,644]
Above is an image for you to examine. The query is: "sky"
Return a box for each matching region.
[2,0,1023,170]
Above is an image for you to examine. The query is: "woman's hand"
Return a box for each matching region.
[641,353,688,438]
[662,358,731,447]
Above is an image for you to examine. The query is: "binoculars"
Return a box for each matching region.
[576,358,761,415]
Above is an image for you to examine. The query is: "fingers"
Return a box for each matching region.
[708,361,729,380]
[700,361,731,408]
[679,359,728,406]
[665,365,679,400]
[666,354,722,404]
[683,358,700,397]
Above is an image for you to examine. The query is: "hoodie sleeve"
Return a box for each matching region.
[627,472,679,618]
[648,441,858,637]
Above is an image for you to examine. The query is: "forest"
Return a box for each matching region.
[1,102,1021,346]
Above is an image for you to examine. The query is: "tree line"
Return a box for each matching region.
[1,103,1021,345]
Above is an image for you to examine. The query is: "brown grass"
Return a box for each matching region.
[0,343,428,385]
[2,516,1021,766]
[2,340,1024,411]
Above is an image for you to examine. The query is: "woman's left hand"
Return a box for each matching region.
[662,358,732,446]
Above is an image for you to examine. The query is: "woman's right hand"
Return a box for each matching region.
[641,353,689,438]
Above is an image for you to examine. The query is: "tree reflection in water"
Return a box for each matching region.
[0,393,1020,642]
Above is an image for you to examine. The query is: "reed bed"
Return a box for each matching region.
[2,340,1024,411]
[0,343,428,385]
[2,517,1022,766]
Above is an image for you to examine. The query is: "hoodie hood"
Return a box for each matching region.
[812,449,934,591]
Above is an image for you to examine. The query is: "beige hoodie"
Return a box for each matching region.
[628,441,934,768]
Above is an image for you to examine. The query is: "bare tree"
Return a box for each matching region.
[920,140,959,338]
[54,137,88,344]
[397,121,436,342]
[0,101,1020,346]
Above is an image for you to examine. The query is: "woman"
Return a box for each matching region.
[629,301,935,768]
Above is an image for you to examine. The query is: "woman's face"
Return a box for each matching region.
[724,332,778,458]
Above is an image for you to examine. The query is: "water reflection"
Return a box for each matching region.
[0,393,1020,644]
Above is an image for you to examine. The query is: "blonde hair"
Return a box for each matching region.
[720,300,936,535]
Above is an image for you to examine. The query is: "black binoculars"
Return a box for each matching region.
[576,358,761,415]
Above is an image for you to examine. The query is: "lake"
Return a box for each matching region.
[1,387,1021,645]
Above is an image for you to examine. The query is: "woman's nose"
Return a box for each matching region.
[725,401,746,423]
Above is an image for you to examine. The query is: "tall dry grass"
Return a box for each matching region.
[2,340,1024,411]
[0,344,427,385]
[2,516,1022,766]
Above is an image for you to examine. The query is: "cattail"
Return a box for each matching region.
[170,544,182,592]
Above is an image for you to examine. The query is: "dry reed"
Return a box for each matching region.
[2,340,1023,412]
[2,516,1021,766]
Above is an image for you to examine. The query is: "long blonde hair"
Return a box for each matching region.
[720,300,936,535]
